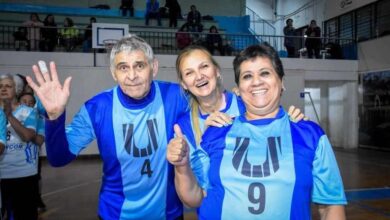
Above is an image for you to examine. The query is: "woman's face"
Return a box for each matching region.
[0,78,16,101]
[179,49,220,100]
[238,56,282,120]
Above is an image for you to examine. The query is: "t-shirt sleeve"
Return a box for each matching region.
[312,135,347,205]
[65,105,96,155]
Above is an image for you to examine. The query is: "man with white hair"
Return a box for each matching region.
[27,35,187,219]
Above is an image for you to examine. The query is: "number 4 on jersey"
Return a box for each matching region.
[141,159,153,177]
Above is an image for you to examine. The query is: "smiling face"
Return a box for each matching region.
[238,56,283,120]
[178,49,221,100]
[111,50,157,100]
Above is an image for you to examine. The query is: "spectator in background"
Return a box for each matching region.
[0,74,39,220]
[83,17,96,53]
[283,18,295,58]
[40,14,58,52]
[305,19,321,59]
[205,25,224,55]
[165,0,181,28]
[187,5,202,33]
[19,91,47,213]
[145,0,162,26]
[176,23,192,49]
[18,74,47,213]
[23,13,43,51]
[120,0,134,17]
[13,27,29,51]
[60,17,79,52]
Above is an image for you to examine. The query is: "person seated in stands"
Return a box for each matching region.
[324,42,343,59]
[120,0,134,17]
[176,23,192,50]
[23,13,44,51]
[83,17,97,53]
[145,0,162,26]
[186,5,202,32]
[40,14,58,52]
[60,17,79,52]
[13,27,29,51]
[205,25,224,55]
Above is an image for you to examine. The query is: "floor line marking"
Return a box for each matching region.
[42,179,101,197]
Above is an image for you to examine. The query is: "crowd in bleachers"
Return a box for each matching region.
[8,3,234,56]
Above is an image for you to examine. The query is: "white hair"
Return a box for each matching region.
[0,73,25,97]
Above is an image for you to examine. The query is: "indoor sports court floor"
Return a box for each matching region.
[37,147,390,220]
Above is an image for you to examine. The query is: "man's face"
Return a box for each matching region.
[111,50,157,100]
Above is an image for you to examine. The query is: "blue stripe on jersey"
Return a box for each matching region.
[198,125,230,220]
[157,81,187,219]
[82,88,123,219]
[289,120,320,219]
[0,109,6,144]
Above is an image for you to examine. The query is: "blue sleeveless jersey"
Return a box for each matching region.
[196,107,346,220]
[176,91,245,189]
[45,81,188,219]
[0,109,6,145]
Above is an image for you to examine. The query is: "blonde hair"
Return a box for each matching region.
[175,45,223,145]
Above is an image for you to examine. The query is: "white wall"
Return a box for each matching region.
[0,51,359,154]
[358,35,390,73]
[246,0,275,20]
[324,0,377,20]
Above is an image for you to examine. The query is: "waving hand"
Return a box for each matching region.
[26,61,72,120]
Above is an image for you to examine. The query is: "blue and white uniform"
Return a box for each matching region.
[177,91,245,189]
[0,105,38,178]
[195,107,347,220]
[0,109,6,146]
[45,81,188,219]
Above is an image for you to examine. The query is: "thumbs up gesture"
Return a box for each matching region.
[167,124,189,166]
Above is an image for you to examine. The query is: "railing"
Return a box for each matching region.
[245,7,276,36]
[0,24,357,59]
